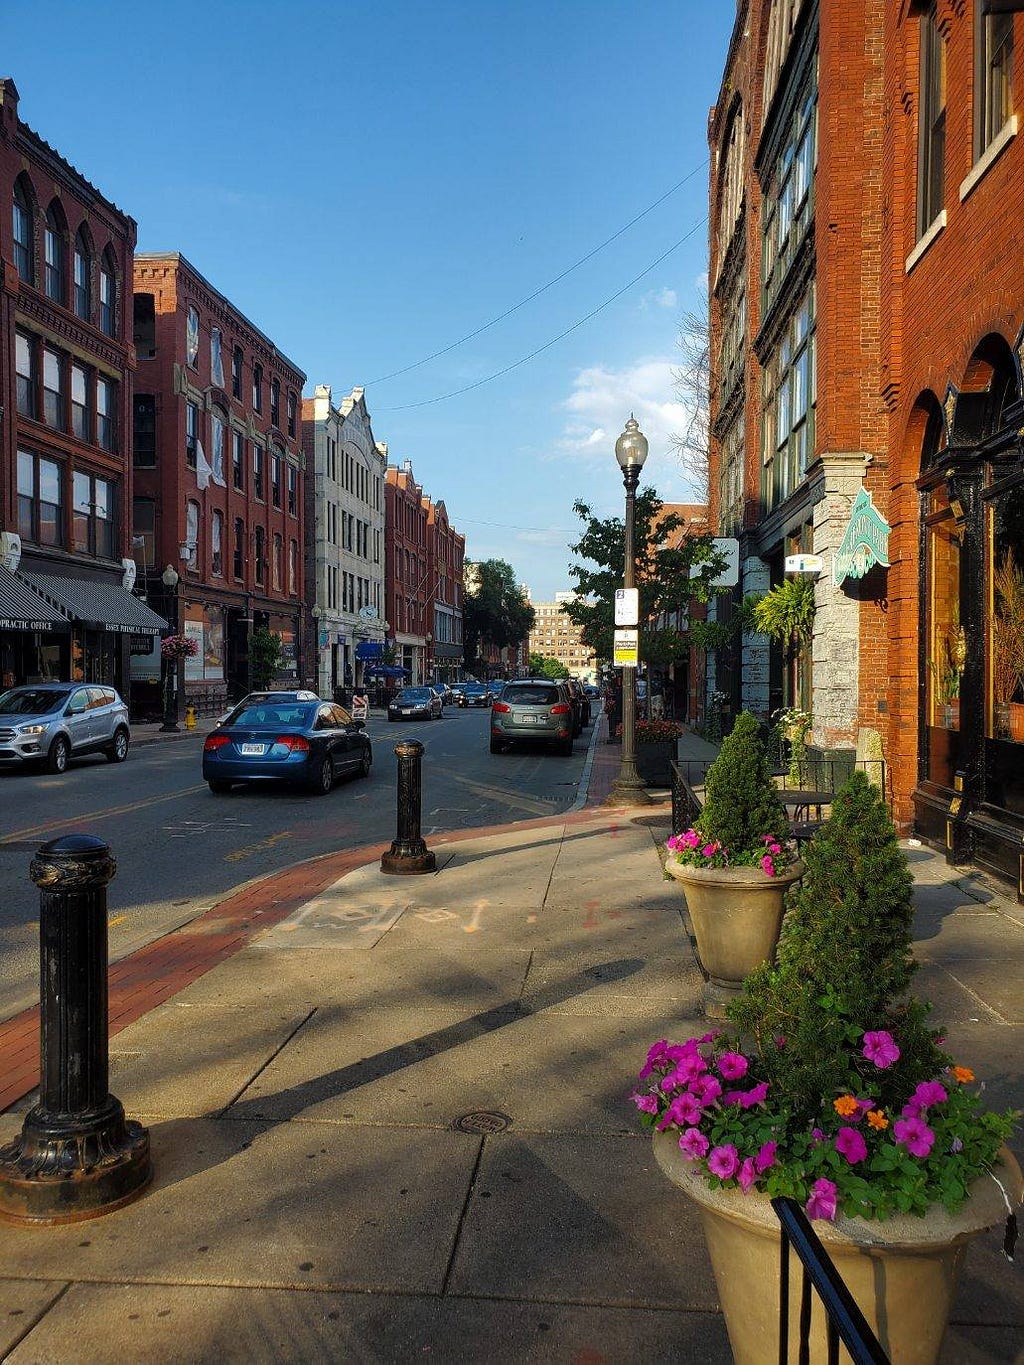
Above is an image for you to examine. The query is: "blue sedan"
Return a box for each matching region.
[202,694,371,795]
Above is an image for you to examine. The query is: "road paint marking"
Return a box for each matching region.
[108,915,126,928]
[225,831,293,862]
[2,784,209,844]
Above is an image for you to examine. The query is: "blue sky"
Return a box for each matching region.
[8,1,734,600]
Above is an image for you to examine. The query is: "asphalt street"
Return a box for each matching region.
[0,706,597,1020]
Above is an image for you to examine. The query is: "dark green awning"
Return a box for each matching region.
[19,572,168,635]
[0,567,71,632]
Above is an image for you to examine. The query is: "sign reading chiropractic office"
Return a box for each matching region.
[833,488,891,586]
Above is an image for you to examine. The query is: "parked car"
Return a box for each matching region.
[202,693,371,794]
[0,682,130,773]
[427,683,447,711]
[459,682,491,708]
[449,682,468,703]
[387,686,443,721]
[563,677,588,734]
[489,678,575,756]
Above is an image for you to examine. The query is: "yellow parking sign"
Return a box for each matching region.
[613,628,638,668]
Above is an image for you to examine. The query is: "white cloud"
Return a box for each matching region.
[639,287,678,312]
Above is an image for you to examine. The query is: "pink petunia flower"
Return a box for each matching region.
[639,1039,671,1080]
[717,1052,749,1081]
[678,1127,710,1159]
[806,1178,838,1222]
[657,1091,703,1130]
[862,1030,900,1069]
[760,854,776,876]
[893,1115,935,1158]
[631,1092,659,1114]
[723,1081,770,1110]
[737,1157,758,1192]
[910,1081,947,1110]
[708,1144,740,1179]
[701,843,719,858]
[691,1074,722,1106]
[835,1126,868,1164]
[755,1140,777,1173]
[811,1128,824,1143]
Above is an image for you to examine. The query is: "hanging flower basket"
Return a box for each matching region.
[161,633,198,660]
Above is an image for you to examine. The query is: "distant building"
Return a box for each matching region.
[527,593,597,683]
[423,495,465,684]
[302,385,386,695]
[132,252,306,709]
[1,78,166,701]
[385,460,430,683]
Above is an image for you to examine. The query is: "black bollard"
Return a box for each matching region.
[380,738,437,875]
[0,835,151,1226]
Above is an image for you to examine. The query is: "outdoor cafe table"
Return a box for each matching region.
[779,789,833,821]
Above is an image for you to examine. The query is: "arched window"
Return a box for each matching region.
[44,203,66,304]
[211,510,224,577]
[13,177,34,284]
[272,532,283,591]
[73,226,92,321]
[99,249,117,337]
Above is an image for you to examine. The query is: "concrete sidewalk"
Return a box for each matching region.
[0,725,1021,1362]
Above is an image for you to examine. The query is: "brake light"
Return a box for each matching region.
[492,701,511,713]
[550,703,571,716]
[275,734,310,752]
[204,734,230,752]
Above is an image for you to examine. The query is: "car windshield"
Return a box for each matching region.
[0,688,69,715]
[396,689,432,702]
[503,685,559,706]
[465,684,486,693]
[227,702,316,728]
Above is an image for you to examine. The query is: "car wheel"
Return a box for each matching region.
[208,780,232,794]
[310,756,334,795]
[358,750,371,779]
[105,728,130,763]
[489,738,503,754]
[47,736,70,774]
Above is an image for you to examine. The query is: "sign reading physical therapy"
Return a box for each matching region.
[833,488,891,586]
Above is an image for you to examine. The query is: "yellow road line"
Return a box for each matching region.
[1,784,209,844]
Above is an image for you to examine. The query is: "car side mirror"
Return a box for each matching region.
[348,721,366,732]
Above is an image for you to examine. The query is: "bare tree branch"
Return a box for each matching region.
[670,294,711,505]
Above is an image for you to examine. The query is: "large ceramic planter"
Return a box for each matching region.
[654,1130,1022,1365]
[635,739,677,786]
[664,859,803,1008]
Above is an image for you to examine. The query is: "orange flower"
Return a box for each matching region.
[951,1066,975,1083]
[833,1095,859,1118]
[867,1109,889,1130]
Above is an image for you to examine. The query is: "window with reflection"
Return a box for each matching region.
[43,348,65,429]
[16,332,35,418]
[989,484,1024,743]
[99,251,116,337]
[18,450,64,547]
[13,178,33,284]
[74,228,91,320]
[925,482,962,733]
[44,205,66,304]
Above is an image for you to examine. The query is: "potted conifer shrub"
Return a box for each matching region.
[663,711,802,1013]
[637,772,1020,1364]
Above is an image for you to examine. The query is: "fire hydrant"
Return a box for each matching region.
[184,704,197,730]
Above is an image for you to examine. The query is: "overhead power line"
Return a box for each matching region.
[368,161,709,386]
[377,217,709,412]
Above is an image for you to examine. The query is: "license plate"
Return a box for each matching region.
[514,713,540,724]
[240,742,265,755]
[402,709,414,715]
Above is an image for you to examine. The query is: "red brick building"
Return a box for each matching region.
[385,460,430,683]
[1,78,166,697]
[423,495,465,685]
[707,1,1024,895]
[132,253,306,714]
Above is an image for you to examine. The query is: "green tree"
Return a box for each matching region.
[250,627,284,689]
[464,559,535,672]
[528,653,569,679]
[562,489,730,664]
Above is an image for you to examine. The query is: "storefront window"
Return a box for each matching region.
[925,486,962,733]
[989,484,1024,743]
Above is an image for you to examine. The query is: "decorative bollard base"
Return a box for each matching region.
[0,1095,152,1226]
[381,842,437,875]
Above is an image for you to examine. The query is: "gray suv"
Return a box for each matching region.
[0,683,131,773]
[489,678,575,756]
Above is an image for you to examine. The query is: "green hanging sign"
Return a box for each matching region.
[833,488,891,585]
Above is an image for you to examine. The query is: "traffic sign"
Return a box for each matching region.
[614,588,639,626]
[613,628,638,668]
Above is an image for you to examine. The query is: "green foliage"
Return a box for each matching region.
[697,711,790,856]
[249,627,284,690]
[528,653,569,679]
[563,490,730,664]
[464,559,535,672]
[729,772,943,1124]
[752,577,816,649]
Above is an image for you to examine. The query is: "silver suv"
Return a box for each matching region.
[489,678,575,756]
[0,683,131,773]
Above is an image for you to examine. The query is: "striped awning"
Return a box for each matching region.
[18,572,168,635]
[0,567,71,632]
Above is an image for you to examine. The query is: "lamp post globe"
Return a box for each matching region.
[159,565,181,733]
[607,415,652,806]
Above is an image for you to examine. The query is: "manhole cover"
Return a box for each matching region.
[453,1110,512,1134]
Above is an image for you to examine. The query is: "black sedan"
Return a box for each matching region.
[202,695,371,794]
[458,682,492,708]
[388,686,443,721]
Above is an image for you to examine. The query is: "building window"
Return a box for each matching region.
[44,204,66,305]
[271,451,282,508]
[133,293,156,358]
[289,538,297,595]
[762,81,816,312]
[977,8,1014,157]
[270,378,280,428]
[12,178,33,284]
[186,306,200,367]
[761,283,816,511]
[254,526,266,585]
[918,5,946,237]
[133,393,155,466]
[233,430,245,491]
[287,390,296,437]
[99,251,116,337]
[210,327,224,388]
[211,510,224,577]
[252,363,263,412]
[43,348,65,430]
[185,500,199,571]
[73,227,91,321]
[18,450,64,547]
[133,497,155,569]
[253,444,265,499]
[718,414,746,538]
[232,345,243,400]
[186,401,198,469]
[96,376,115,452]
[73,364,90,442]
[211,409,226,483]
[233,517,244,579]
[272,533,283,590]
[73,472,114,558]
[16,332,35,419]
[287,463,297,516]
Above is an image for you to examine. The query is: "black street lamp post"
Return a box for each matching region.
[607,415,652,806]
[160,564,180,732]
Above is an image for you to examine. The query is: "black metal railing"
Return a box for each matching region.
[772,1197,890,1364]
